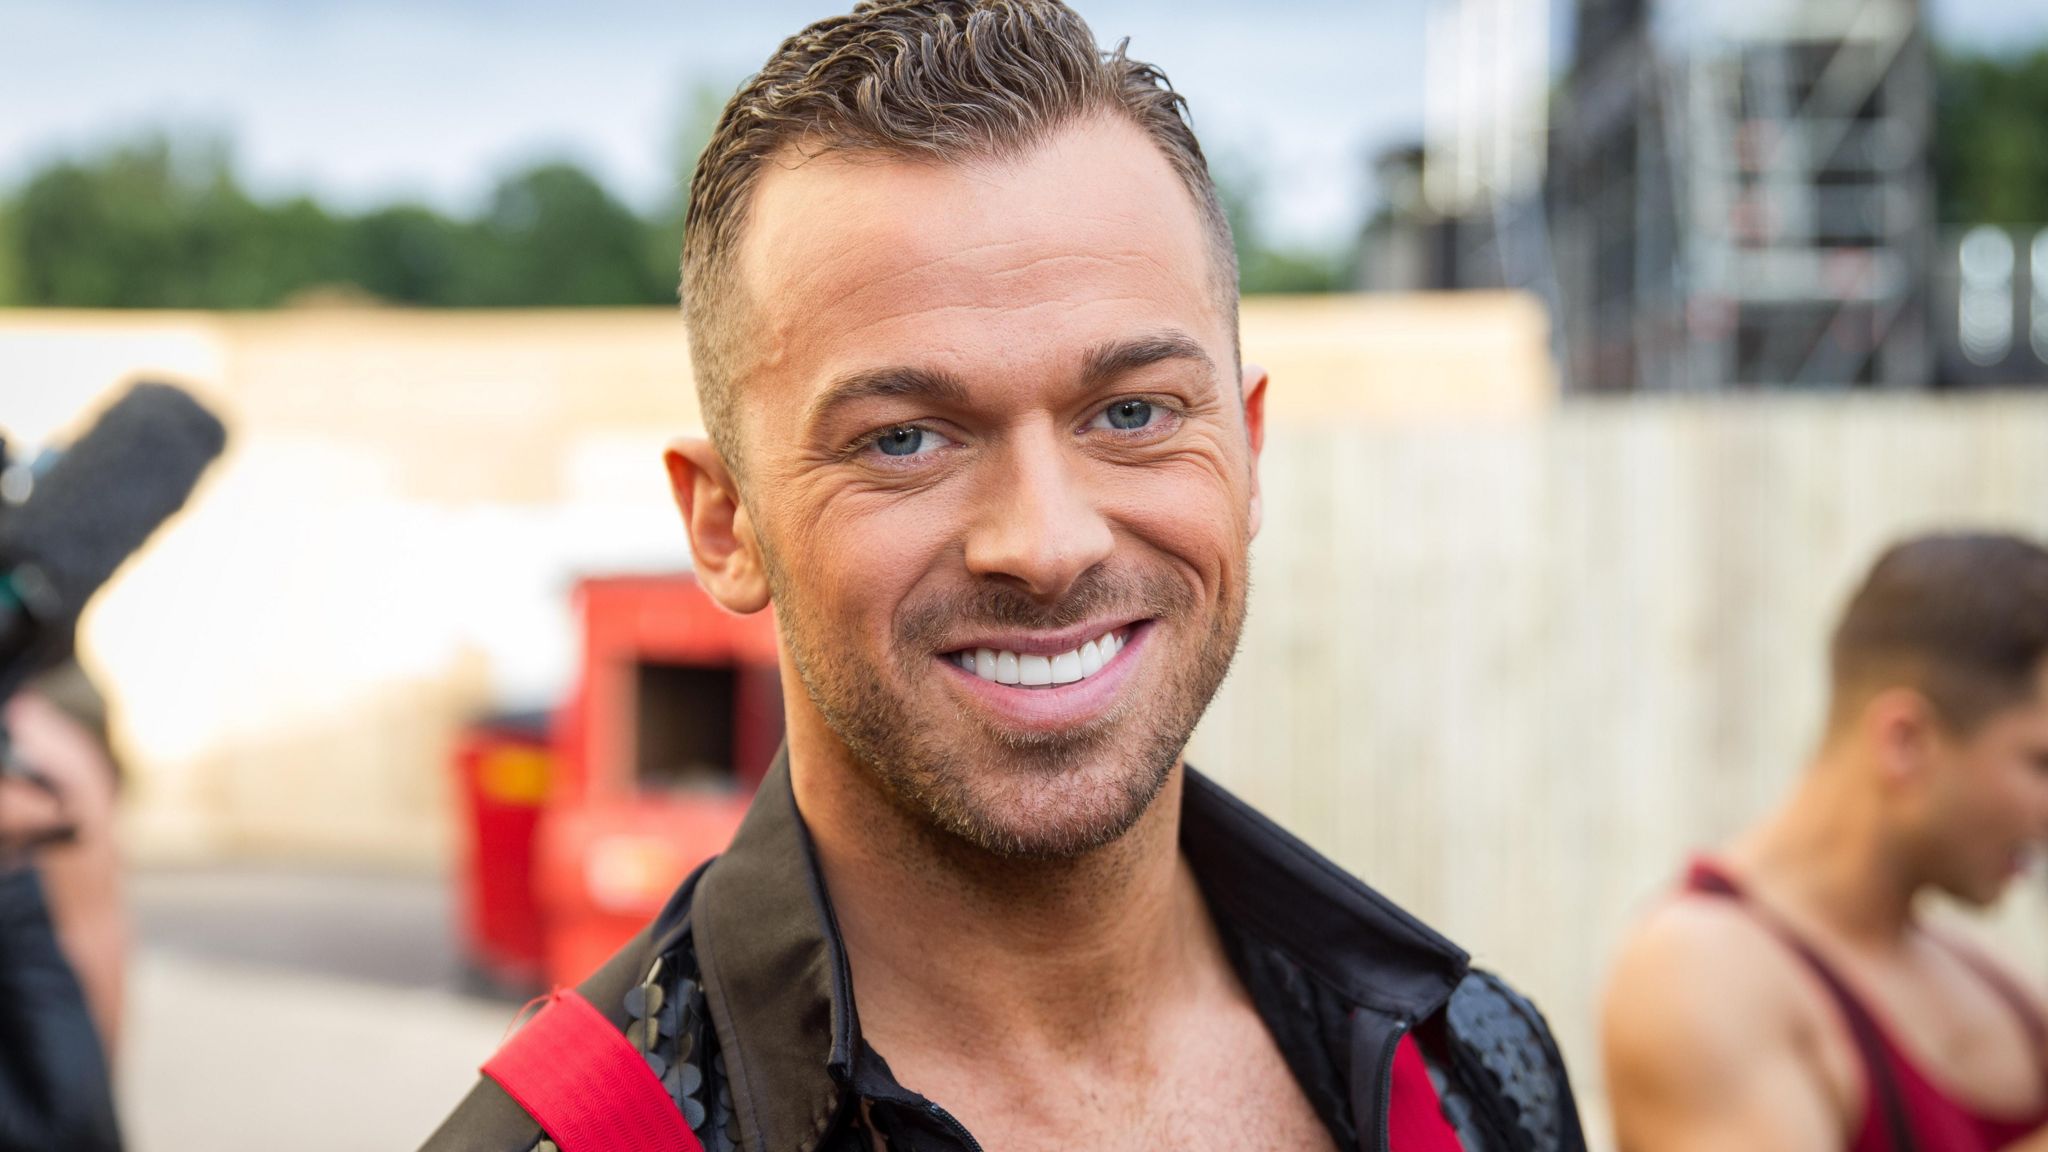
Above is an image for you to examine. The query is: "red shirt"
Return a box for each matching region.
[1687,859,2048,1151]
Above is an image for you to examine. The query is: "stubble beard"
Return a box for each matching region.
[765,547,1249,861]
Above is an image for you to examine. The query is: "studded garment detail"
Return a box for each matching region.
[619,943,738,1152]
[1435,972,1576,1152]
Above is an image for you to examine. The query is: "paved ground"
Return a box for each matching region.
[120,865,518,1151]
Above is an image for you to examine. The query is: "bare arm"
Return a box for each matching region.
[1602,903,1847,1152]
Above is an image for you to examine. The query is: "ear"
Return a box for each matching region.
[1241,362,1269,539]
[664,437,771,614]
[1865,687,1942,789]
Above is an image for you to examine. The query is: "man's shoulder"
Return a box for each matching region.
[417,1077,543,1152]
[1436,968,1587,1152]
[1605,894,1815,1036]
[418,923,667,1152]
[1600,893,1828,1117]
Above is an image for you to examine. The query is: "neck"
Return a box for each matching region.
[1730,749,1920,946]
[787,722,1218,1068]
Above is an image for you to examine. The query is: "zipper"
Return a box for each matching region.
[925,1101,986,1152]
[1372,1016,1411,1152]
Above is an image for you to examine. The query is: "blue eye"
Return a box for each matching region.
[866,425,956,460]
[1103,400,1154,431]
[875,427,925,456]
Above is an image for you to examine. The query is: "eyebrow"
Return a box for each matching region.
[804,365,973,432]
[1080,331,1215,388]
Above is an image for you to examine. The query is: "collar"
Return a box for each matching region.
[689,747,1470,1152]
[1178,769,1469,1021]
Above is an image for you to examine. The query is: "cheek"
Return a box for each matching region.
[780,484,964,625]
[1969,759,2048,832]
[1104,460,1252,585]
[2019,767,2048,820]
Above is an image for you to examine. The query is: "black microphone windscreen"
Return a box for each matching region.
[0,383,227,621]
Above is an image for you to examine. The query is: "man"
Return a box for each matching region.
[426,3,1582,1149]
[1604,533,2048,1151]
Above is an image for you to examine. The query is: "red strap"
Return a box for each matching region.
[1387,1034,1466,1152]
[482,987,703,1152]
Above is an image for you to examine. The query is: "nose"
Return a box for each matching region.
[962,422,1114,601]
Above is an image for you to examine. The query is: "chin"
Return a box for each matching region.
[910,736,1178,860]
[1965,882,2011,909]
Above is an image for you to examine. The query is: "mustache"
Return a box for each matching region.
[896,566,1195,652]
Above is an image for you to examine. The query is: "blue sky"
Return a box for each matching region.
[1,0,2042,250]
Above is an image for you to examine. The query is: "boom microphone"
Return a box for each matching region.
[0,383,227,703]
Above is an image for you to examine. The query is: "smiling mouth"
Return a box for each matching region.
[944,625,1135,688]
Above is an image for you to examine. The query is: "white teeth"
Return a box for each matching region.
[951,628,1129,688]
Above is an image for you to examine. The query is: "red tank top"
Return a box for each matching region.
[1685,859,2048,1151]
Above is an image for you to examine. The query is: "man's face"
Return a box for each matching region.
[724,116,1262,858]
[1918,670,2048,905]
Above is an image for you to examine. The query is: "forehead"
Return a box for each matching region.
[732,116,1226,410]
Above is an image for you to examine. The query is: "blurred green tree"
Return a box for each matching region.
[1935,47,2048,224]
[0,201,19,306]
[465,162,670,306]
[0,135,684,309]
[343,204,477,305]
[8,135,355,308]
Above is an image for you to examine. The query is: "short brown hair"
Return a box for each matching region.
[680,0,1237,471]
[1829,532,2048,734]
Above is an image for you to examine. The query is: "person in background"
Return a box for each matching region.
[425,2,1584,1149]
[1604,532,2048,1151]
[0,657,125,1152]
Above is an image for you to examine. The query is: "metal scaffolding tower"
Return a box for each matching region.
[1550,0,1932,392]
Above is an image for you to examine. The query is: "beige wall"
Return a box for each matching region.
[1244,291,1556,424]
[0,295,1555,863]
